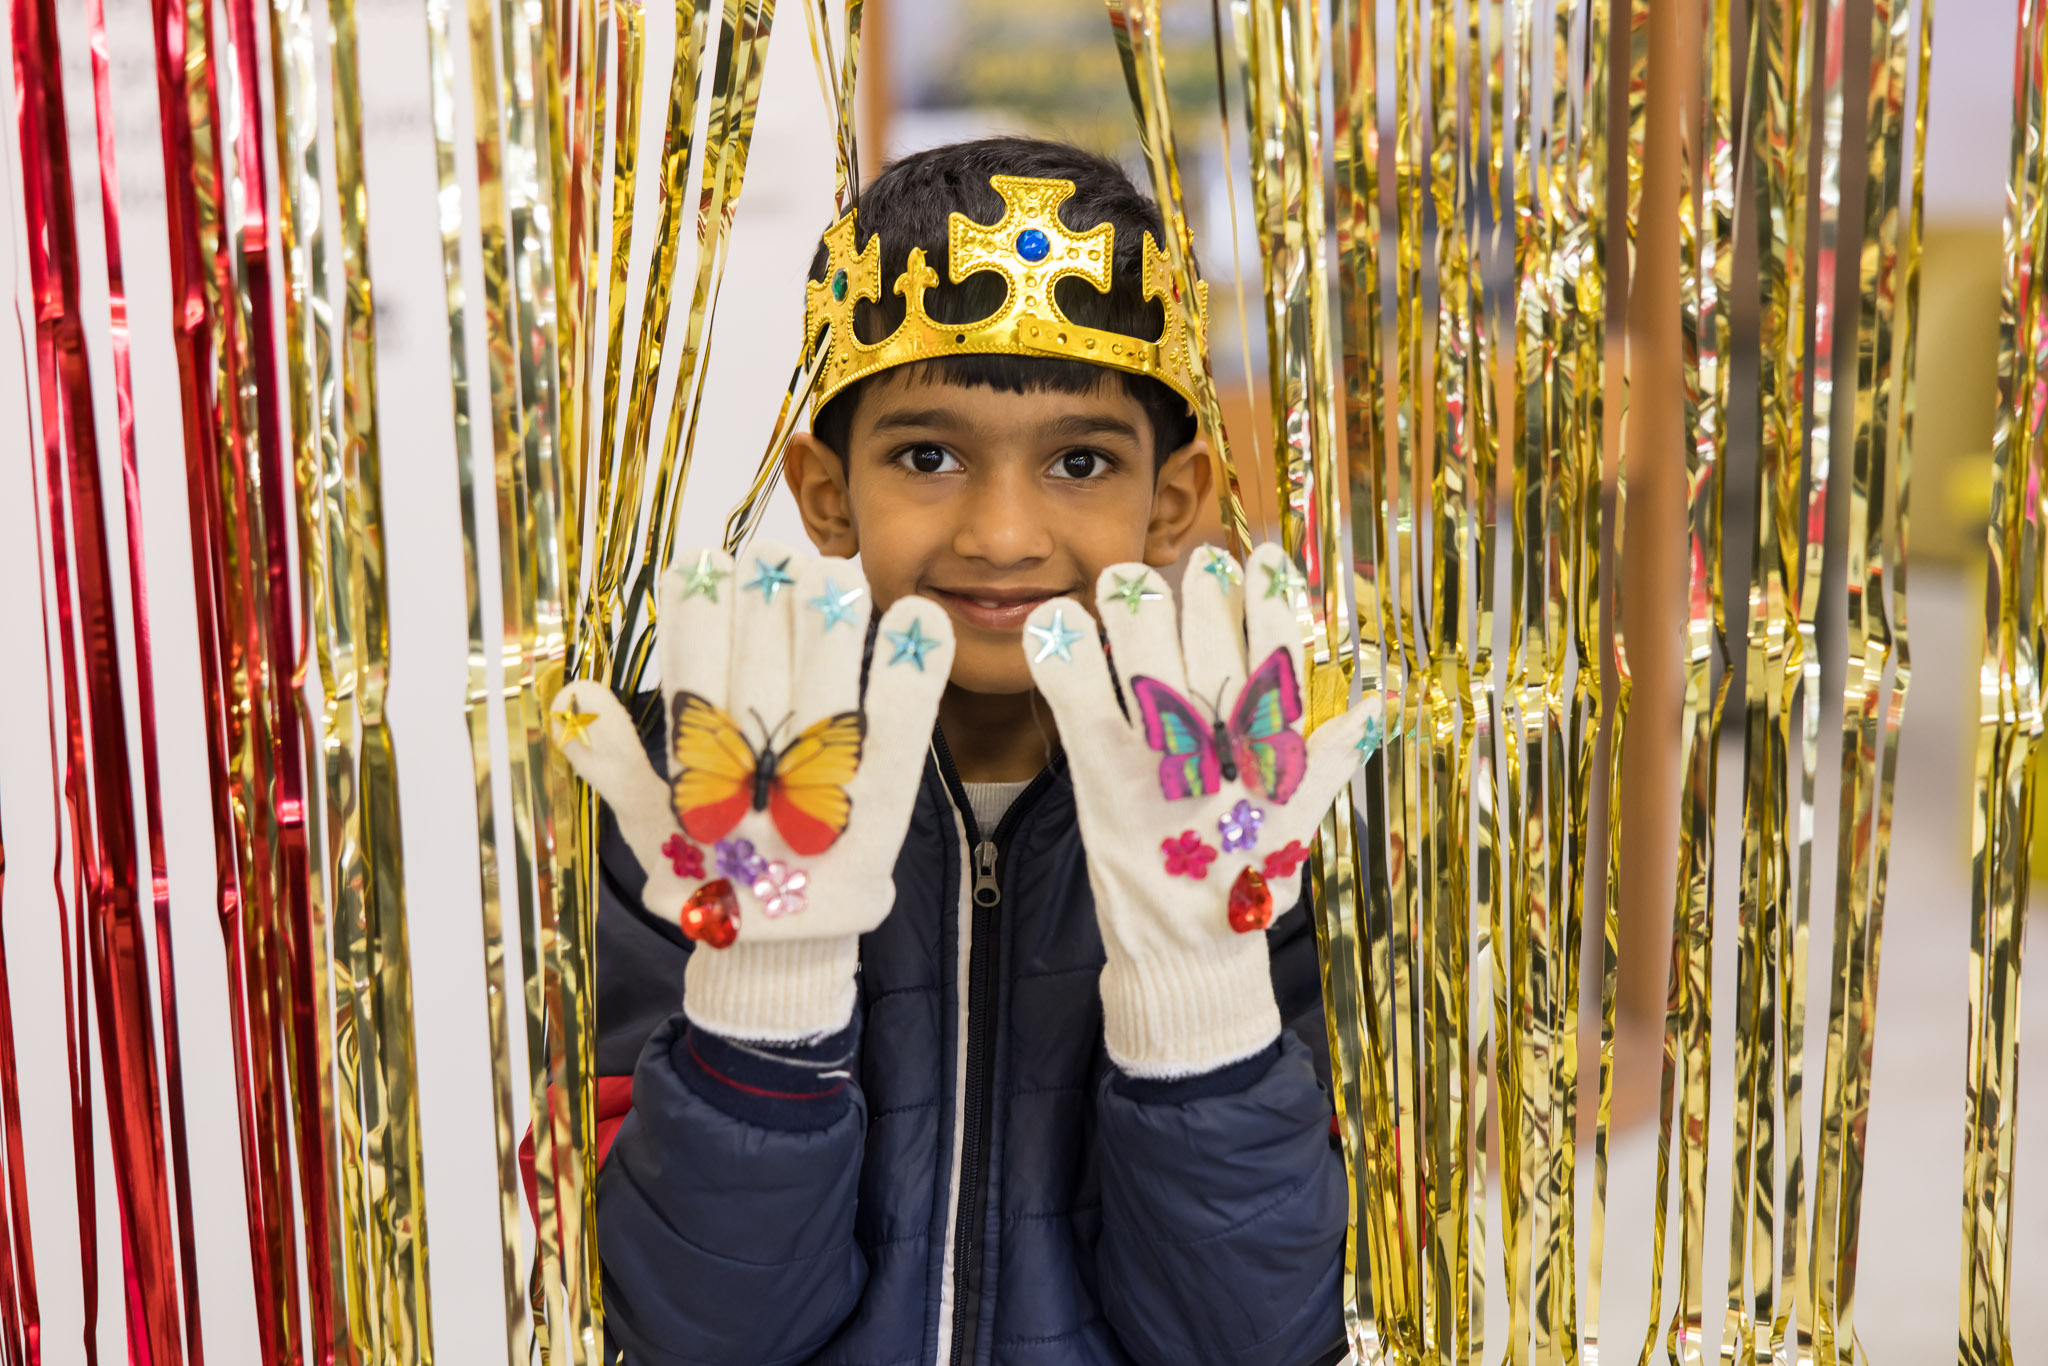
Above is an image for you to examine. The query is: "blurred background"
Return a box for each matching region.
[0,0,2040,1360]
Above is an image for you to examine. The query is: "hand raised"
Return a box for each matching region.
[1021,543,1372,1074]
[550,540,954,951]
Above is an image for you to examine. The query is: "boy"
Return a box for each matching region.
[550,137,1369,1366]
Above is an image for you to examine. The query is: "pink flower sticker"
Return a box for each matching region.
[663,833,706,880]
[1161,830,1219,880]
[1261,840,1310,879]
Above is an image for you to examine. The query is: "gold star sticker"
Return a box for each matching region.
[553,705,600,748]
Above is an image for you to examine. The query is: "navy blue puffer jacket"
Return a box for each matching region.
[592,714,1351,1366]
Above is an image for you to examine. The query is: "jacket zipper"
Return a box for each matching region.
[932,729,1056,1366]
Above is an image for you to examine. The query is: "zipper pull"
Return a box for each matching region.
[972,840,1001,908]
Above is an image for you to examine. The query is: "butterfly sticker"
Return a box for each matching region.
[1128,647,1307,804]
[670,693,866,856]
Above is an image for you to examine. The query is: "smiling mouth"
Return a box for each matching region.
[927,587,1074,632]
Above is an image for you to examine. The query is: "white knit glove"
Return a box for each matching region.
[1022,544,1372,1078]
[550,541,953,1042]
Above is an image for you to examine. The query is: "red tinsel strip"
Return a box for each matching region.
[11,0,189,1361]
[5,184,49,1366]
[143,0,314,1357]
[18,51,98,1366]
[215,0,312,1353]
[0,788,43,1366]
[81,3,208,1358]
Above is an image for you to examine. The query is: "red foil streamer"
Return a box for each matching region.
[6,233,49,1366]
[0,789,43,1366]
[11,0,192,1360]
[142,0,316,1357]
[81,1,208,1357]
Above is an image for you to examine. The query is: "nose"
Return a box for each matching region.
[951,465,1054,567]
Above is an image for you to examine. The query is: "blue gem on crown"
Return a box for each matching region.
[1015,228,1051,263]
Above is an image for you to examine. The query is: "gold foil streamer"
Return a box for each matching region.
[615,0,781,693]
[1212,5,1377,1360]
[1107,0,1252,556]
[1811,0,1916,1346]
[1960,1,2039,1359]
[584,0,715,666]
[1725,0,1806,1348]
[489,0,600,1354]
[423,0,530,1355]
[323,0,436,1356]
[260,2,356,1359]
[721,0,865,554]
[1326,0,1398,1354]
[1197,0,1948,1356]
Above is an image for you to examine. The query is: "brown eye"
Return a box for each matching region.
[896,443,960,475]
[1058,451,1107,480]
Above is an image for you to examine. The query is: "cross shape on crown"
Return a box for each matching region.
[947,177,1116,327]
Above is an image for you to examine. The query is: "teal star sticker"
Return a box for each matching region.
[1355,715,1384,761]
[680,549,730,602]
[1106,572,1163,614]
[743,555,795,604]
[1263,560,1306,600]
[884,617,941,670]
[1198,547,1241,592]
[1027,608,1086,663]
[806,577,865,631]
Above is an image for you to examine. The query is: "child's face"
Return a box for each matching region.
[785,369,1212,695]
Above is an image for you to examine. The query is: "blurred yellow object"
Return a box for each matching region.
[1916,226,2003,566]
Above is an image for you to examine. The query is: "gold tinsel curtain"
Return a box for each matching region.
[0,0,2034,1362]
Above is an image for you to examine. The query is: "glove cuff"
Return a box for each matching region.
[1097,935,1282,1080]
[682,935,860,1044]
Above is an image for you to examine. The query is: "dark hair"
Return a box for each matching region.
[809,136,1200,466]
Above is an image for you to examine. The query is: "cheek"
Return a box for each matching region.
[1066,487,1158,577]
[843,495,931,605]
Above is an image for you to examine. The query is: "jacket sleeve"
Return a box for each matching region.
[590,780,871,1366]
[1093,898,1350,1366]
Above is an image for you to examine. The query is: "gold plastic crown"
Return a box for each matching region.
[803,174,1208,416]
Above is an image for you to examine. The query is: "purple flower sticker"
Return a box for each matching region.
[715,837,767,885]
[1218,799,1265,853]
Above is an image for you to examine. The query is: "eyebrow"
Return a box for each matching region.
[1040,412,1143,444]
[868,407,967,435]
[866,406,1143,443]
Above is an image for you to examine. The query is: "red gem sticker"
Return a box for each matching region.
[1261,840,1311,879]
[664,832,706,880]
[680,878,740,948]
[1161,830,1218,879]
[1228,867,1274,934]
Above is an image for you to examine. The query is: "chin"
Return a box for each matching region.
[945,643,1039,696]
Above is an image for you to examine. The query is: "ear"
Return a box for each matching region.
[1142,434,1214,567]
[784,431,860,557]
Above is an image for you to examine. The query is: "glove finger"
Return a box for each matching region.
[661,549,738,728]
[727,539,802,748]
[552,680,680,877]
[790,555,869,726]
[1023,596,1120,739]
[1242,542,1313,722]
[1292,691,1376,821]
[1179,545,1250,738]
[1092,562,1185,712]
[849,593,956,820]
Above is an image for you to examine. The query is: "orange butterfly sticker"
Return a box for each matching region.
[669,692,865,856]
